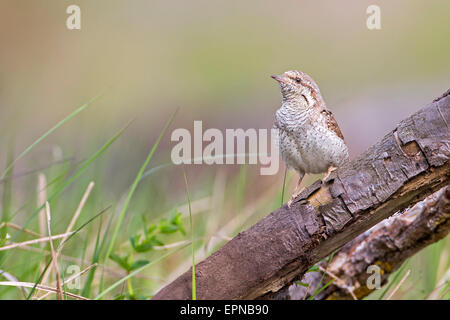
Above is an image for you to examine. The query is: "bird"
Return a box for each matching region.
[271,70,349,207]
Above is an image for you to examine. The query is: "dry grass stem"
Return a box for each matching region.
[0,232,73,252]
[37,173,47,242]
[0,281,88,300]
[38,263,98,300]
[386,270,411,300]
[41,182,94,284]
[45,202,63,300]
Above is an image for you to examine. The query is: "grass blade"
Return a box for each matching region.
[183,169,195,300]
[0,122,130,270]
[0,93,104,180]
[82,213,113,297]
[20,121,131,233]
[378,260,409,300]
[25,205,111,299]
[0,139,14,245]
[104,109,178,262]
[308,250,337,300]
[81,216,103,297]
[95,244,189,300]
[280,167,287,206]
[310,279,335,299]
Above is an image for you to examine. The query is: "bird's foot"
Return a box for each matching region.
[287,187,305,208]
[287,198,294,208]
[323,166,338,181]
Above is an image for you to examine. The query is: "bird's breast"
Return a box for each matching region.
[276,115,348,174]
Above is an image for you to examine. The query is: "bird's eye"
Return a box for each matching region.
[295,78,301,84]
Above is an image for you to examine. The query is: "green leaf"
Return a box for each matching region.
[308,279,335,300]
[171,210,186,235]
[159,223,179,234]
[295,281,310,287]
[171,209,182,221]
[130,235,154,253]
[177,225,186,236]
[308,250,337,300]
[158,211,186,235]
[149,235,164,246]
[109,253,131,272]
[307,265,319,273]
[129,260,149,271]
[147,223,158,235]
[95,244,189,300]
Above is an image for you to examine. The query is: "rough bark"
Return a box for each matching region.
[267,186,450,300]
[153,89,450,300]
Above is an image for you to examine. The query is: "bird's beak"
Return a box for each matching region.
[271,74,287,84]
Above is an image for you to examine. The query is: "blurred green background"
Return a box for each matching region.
[0,0,448,299]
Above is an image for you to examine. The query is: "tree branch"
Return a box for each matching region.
[153,89,450,300]
[267,185,450,300]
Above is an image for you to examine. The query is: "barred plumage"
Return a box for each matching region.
[272,70,349,206]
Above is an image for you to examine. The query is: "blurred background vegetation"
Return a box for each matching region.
[0,0,448,299]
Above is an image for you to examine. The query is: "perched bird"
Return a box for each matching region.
[271,70,349,207]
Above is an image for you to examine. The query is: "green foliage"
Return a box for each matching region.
[127,209,185,254]
[306,265,319,273]
[108,208,187,299]
[104,108,178,267]
[308,279,335,300]
[159,210,186,236]
[96,244,189,300]
[109,253,149,273]
[183,170,196,301]
[295,281,309,287]
[307,251,336,300]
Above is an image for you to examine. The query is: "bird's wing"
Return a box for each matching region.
[321,109,345,141]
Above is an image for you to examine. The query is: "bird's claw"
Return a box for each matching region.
[323,166,338,181]
[287,198,294,208]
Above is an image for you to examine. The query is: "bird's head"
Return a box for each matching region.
[271,70,321,109]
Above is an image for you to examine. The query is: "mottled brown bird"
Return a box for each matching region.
[272,70,349,207]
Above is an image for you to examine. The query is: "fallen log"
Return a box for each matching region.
[153,89,450,300]
[267,186,450,300]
